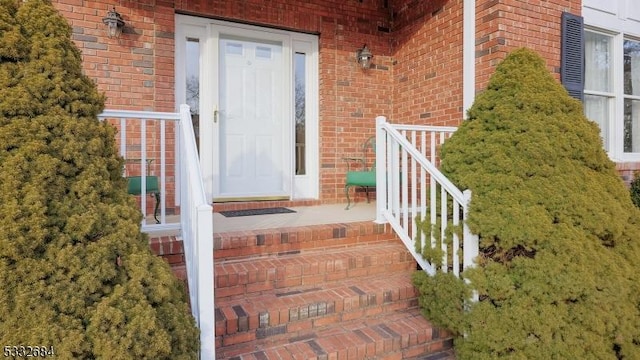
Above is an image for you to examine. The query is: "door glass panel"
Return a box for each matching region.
[225,42,243,55]
[295,52,306,175]
[256,46,272,59]
[186,38,200,153]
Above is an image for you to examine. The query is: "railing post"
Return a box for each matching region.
[196,203,215,360]
[375,116,387,224]
[463,189,479,302]
[178,104,215,360]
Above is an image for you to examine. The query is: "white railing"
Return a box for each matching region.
[99,106,215,359]
[375,116,478,277]
[178,105,215,360]
[98,109,180,232]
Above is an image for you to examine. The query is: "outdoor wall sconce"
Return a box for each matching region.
[356,44,373,70]
[102,7,125,38]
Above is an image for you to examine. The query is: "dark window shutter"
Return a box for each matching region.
[561,12,584,101]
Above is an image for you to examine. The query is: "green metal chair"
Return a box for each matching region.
[344,136,376,210]
[126,159,161,224]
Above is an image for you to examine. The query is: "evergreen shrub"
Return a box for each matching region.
[413,48,640,359]
[0,0,199,358]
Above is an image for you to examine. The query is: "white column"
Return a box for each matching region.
[375,116,388,224]
[463,0,476,119]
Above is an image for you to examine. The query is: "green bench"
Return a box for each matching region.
[125,158,161,224]
[127,176,160,224]
[344,136,376,210]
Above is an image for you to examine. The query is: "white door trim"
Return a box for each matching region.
[175,15,319,201]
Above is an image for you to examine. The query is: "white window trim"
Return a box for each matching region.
[584,1,640,162]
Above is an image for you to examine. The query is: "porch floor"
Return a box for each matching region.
[145,201,377,236]
[213,201,376,233]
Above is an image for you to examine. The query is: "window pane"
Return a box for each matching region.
[624,99,640,152]
[584,94,610,150]
[225,42,243,55]
[186,38,200,153]
[256,46,272,59]
[585,31,612,93]
[295,52,306,175]
[624,39,640,96]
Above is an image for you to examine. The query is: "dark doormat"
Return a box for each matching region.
[219,207,296,218]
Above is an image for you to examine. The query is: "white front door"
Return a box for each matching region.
[175,16,319,202]
[218,36,288,198]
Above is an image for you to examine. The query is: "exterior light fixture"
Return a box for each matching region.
[356,44,373,69]
[102,7,125,38]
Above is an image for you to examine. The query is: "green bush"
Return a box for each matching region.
[0,0,199,358]
[413,48,640,359]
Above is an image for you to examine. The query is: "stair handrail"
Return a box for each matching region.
[178,104,215,360]
[375,116,478,278]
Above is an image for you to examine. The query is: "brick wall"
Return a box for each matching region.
[54,0,396,204]
[55,0,600,204]
[618,163,640,186]
[53,0,175,111]
[391,0,463,126]
[475,0,581,90]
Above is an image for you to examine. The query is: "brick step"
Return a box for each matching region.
[215,242,416,300]
[406,350,457,360]
[216,271,419,344]
[213,221,397,261]
[216,307,455,360]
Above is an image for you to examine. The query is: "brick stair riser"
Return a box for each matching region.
[214,233,398,261]
[148,236,185,268]
[215,271,421,348]
[213,222,397,261]
[218,329,455,360]
[215,252,415,300]
[216,276,418,330]
[216,309,454,360]
[217,299,420,348]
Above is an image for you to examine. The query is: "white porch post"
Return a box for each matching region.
[375,116,387,224]
[463,0,476,118]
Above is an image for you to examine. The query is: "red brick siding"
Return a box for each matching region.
[53,0,176,112]
[392,0,464,127]
[475,0,581,91]
[617,162,640,186]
